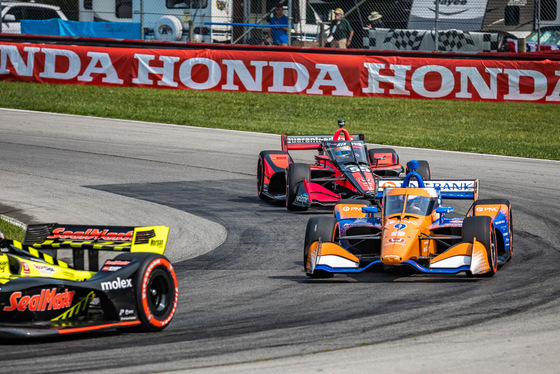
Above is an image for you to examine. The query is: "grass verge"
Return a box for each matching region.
[1,80,559,161]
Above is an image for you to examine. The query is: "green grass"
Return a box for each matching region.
[0,217,26,242]
[1,80,559,160]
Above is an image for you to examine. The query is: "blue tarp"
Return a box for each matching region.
[21,19,141,40]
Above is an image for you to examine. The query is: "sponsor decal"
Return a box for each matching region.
[391,231,405,237]
[33,264,55,275]
[380,181,398,188]
[101,260,130,272]
[119,308,136,321]
[476,206,499,212]
[48,227,133,241]
[151,239,164,247]
[104,260,131,266]
[287,136,332,144]
[388,219,418,227]
[342,206,363,212]
[101,266,123,272]
[4,288,75,312]
[295,194,309,204]
[425,181,474,191]
[100,277,133,291]
[394,223,407,230]
[1,44,559,103]
[387,237,406,244]
[22,262,30,275]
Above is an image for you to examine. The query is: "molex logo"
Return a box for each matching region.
[100,277,133,291]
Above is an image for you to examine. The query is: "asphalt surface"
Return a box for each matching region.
[0,108,559,373]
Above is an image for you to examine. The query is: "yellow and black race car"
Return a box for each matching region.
[0,223,178,339]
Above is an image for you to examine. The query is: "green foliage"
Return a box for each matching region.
[0,217,26,242]
[1,81,559,160]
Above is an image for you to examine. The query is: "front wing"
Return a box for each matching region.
[306,239,493,276]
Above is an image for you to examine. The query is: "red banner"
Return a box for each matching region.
[1,42,559,103]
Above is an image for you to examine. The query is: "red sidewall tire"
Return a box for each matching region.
[137,256,179,331]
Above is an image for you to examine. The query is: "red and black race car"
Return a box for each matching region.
[0,223,178,339]
[257,120,431,211]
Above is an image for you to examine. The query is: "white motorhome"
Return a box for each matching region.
[408,0,560,36]
[78,0,94,22]
[78,0,323,43]
[78,0,231,42]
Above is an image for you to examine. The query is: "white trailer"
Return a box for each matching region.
[79,0,323,44]
[408,0,560,35]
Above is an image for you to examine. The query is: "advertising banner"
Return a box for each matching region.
[1,42,559,103]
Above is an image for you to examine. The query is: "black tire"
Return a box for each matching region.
[304,216,338,278]
[406,160,431,180]
[116,253,178,331]
[472,198,513,261]
[462,216,498,276]
[368,148,399,166]
[336,198,372,206]
[257,150,285,201]
[286,163,310,211]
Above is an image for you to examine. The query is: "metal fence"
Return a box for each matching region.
[1,0,560,52]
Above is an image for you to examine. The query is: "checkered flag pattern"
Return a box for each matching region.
[364,29,500,52]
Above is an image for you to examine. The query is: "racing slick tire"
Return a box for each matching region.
[472,198,513,262]
[462,216,498,277]
[286,163,310,211]
[304,216,338,278]
[336,198,372,206]
[368,148,399,166]
[116,253,179,332]
[406,160,431,180]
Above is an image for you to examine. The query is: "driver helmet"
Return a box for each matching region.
[336,145,352,158]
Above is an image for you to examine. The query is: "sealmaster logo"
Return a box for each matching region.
[101,277,133,291]
[3,288,75,312]
[48,228,133,241]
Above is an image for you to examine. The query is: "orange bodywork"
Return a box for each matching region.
[381,188,437,265]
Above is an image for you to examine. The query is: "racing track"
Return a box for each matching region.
[0,109,559,373]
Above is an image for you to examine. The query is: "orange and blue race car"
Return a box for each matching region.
[0,223,178,339]
[304,163,513,278]
[257,120,431,211]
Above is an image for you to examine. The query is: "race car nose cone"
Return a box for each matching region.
[383,254,402,264]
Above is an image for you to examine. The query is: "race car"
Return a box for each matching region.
[0,223,178,339]
[304,162,513,278]
[257,120,431,211]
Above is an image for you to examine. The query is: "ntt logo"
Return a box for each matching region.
[101,277,133,291]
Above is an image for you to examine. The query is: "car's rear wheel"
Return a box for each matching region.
[472,198,513,260]
[116,253,178,331]
[286,163,310,211]
[462,216,497,277]
[368,148,399,166]
[304,216,338,278]
[406,160,431,180]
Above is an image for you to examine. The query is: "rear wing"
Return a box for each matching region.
[376,179,479,200]
[23,224,169,271]
[281,134,365,152]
